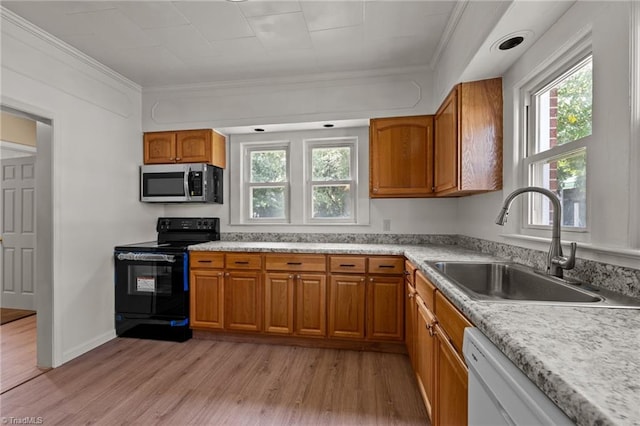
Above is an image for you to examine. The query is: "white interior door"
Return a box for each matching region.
[1,155,37,310]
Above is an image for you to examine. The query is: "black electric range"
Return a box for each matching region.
[114,217,220,342]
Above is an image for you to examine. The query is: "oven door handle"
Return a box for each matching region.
[116,252,177,263]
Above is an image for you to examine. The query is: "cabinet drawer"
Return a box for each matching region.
[265,254,327,272]
[329,256,366,274]
[190,252,224,269]
[415,271,436,311]
[226,253,262,270]
[368,257,404,275]
[435,291,473,357]
[405,260,417,285]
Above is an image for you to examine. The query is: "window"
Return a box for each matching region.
[244,144,289,222]
[524,54,592,230]
[230,127,369,226]
[306,140,356,222]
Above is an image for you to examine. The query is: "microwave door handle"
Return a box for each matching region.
[184,169,191,200]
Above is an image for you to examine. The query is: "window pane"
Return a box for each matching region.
[250,150,287,183]
[530,149,586,228]
[535,57,592,154]
[312,184,351,218]
[312,147,351,181]
[250,186,286,219]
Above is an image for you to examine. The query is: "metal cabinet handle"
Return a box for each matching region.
[287,262,302,265]
[234,261,249,265]
[340,264,356,267]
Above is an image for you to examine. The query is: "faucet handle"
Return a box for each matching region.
[553,242,577,270]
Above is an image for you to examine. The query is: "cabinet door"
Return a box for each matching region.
[143,132,177,164]
[176,129,211,163]
[434,88,459,194]
[416,297,436,420]
[225,271,262,332]
[264,272,294,335]
[328,275,366,339]
[434,323,468,426]
[295,273,327,337]
[405,281,417,368]
[190,270,224,330]
[370,116,434,197]
[366,275,404,341]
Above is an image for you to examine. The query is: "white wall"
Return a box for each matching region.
[1,8,158,366]
[145,64,461,235]
[457,1,640,269]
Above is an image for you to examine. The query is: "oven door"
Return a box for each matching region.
[114,251,188,317]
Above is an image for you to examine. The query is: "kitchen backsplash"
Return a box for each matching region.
[220,232,640,299]
[456,235,640,300]
[221,232,458,245]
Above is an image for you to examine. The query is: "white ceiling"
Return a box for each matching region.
[3,0,460,88]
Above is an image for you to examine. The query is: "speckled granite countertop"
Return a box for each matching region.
[189,241,640,426]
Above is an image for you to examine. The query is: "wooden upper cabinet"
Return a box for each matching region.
[369,115,434,198]
[143,132,176,164]
[143,129,226,168]
[434,78,503,196]
[434,90,458,194]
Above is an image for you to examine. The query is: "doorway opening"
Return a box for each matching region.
[0,105,54,388]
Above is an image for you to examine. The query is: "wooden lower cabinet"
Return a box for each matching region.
[295,274,327,337]
[329,275,366,339]
[225,271,262,332]
[264,273,294,334]
[190,270,224,330]
[263,272,327,337]
[434,323,468,426]
[367,275,404,341]
[405,281,417,367]
[415,296,436,420]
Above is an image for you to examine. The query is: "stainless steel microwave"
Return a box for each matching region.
[140,163,223,203]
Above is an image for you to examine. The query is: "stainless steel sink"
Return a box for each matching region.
[430,261,640,308]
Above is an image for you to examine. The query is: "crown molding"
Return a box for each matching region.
[0,6,141,93]
[142,64,433,94]
[429,0,469,70]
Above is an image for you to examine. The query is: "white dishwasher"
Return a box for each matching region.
[463,328,573,426]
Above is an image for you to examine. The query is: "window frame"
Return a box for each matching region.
[229,127,369,227]
[304,137,358,224]
[521,44,593,235]
[242,141,291,224]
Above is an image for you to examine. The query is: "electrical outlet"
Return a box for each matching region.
[383,219,391,232]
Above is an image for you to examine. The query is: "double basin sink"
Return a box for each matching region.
[430,261,640,308]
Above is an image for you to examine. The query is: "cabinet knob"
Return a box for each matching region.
[373,187,378,193]
[218,272,223,277]
[175,157,181,161]
[369,278,374,282]
[296,274,301,280]
[224,272,230,277]
[169,157,175,161]
[360,278,365,282]
[289,274,293,279]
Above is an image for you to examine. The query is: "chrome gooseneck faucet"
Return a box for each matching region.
[496,186,576,278]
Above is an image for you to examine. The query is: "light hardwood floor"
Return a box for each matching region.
[0,315,48,393]
[0,337,428,425]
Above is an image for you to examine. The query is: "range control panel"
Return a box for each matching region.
[157,217,220,232]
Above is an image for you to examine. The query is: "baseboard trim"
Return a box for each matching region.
[193,329,408,355]
[60,330,116,366]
